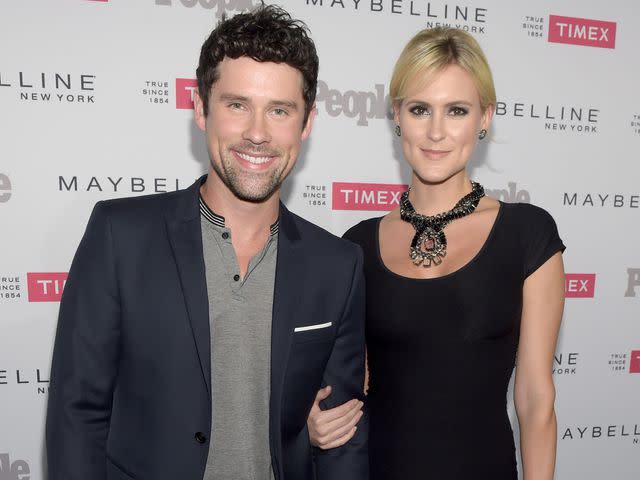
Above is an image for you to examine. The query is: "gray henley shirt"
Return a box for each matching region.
[200,196,278,480]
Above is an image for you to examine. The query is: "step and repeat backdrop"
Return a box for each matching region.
[1,1,639,478]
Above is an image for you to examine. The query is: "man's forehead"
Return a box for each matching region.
[212,56,305,101]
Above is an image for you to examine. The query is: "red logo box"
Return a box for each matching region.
[565,273,596,298]
[332,182,407,211]
[176,78,197,109]
[27,272,68,302]
[630,351,640,373]
[548,15,616,49]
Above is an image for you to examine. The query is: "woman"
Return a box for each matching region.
[307,27,565,479]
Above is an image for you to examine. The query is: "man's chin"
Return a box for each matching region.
[230,184,281,204]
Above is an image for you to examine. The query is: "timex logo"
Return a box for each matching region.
[548,15,616,49]
[332,182,407,211]
[564,273,595,298]
[27,272,68,302]
[176,78,197,109]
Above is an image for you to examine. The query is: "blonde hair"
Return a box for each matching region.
[390,27,496,110]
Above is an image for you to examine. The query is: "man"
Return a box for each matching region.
[46,6,368,480]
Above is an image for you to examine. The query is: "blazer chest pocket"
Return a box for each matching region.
[292,322,334,344]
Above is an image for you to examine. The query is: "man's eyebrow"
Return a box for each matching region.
[217,94,299,110]
[218,93,249,102]
[270,100,298,110]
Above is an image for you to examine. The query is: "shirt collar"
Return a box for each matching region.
[199,194,279,236]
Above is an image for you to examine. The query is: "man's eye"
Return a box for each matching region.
[272,108,288,116]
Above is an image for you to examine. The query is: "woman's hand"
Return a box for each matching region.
[307,385,364,449]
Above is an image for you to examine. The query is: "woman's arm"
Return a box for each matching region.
[514,251,565,480]
[308,349,368,449]
[307,386,363,449]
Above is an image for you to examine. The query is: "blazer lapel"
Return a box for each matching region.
[166,176,211,398]
[269,203,305,473]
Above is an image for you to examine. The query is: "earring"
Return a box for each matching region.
[478,129,487,140]
[395,125,401,137]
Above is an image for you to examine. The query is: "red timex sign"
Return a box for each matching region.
[548,15,616,49]
[564,273,596,298]
[27,272,68,302]
[176,78,197,109]
[630,351,640,374]
[332,182,407,211]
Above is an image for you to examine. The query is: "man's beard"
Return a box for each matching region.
[211,144,287,203]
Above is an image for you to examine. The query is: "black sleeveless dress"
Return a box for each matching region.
[343,202,565,480]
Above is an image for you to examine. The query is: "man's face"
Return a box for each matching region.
[195,56,315,203]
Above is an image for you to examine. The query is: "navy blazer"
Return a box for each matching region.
[46,176,368,480]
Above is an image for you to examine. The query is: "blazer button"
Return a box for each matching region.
[194,432,207,444]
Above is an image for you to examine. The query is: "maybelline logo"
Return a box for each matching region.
[561,424,640,443]
[0,369,49,395]
[332,182,407,211]
[156,0,258,19]
[142,80,170,105]
[548,15,616,49]
[484,182,530,203]
[0,453,30,480]
[58,176,185,193]
[176,78,197,110]
[565,273,595,298]
[496,101,599,134]
[0,173,11,203]
[306,1,487,32]
[27,273,68,302]
[553,352,578,375]
[0,72,96,104]
[0,276,22,301]
[316,81,392,126]
[626,268,640,297]
[303,184,328,207]
[563,192,639,209]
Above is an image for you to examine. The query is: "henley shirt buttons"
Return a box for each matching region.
[233,274,240,281]
[221,232,229,239]
[195,432,207,444]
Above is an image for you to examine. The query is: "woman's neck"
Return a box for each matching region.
[408,172,473,216]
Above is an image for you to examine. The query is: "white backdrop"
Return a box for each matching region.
[1,1,639,478]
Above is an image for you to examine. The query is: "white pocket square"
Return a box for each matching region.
[294,322,332,333]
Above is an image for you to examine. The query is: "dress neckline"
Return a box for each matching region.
[373,201,505,282]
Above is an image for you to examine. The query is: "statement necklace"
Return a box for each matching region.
[399,182,485,267]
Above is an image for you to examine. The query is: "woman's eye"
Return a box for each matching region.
[409,105,430,116]
[449,106,469,116]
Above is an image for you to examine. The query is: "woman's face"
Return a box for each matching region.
[394,63,493,185]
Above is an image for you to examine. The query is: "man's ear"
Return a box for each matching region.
[194,90,206,131]
[301,104,317,141]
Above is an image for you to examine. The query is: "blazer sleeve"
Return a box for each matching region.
[313,245,369,479]
[46,201,121,480]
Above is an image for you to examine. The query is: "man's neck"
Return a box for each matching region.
[200,175,279,243]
